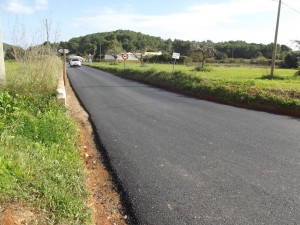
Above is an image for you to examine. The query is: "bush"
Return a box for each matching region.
[144,53,173,64]
[284,53,299,68]
[194,65,213,72]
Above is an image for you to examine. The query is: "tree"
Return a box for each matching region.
[106,33,123,62]
[67,38,80,54]
[190,42,216,67]
[59,30,293,63]
[135,47,148,67]
[4,47,14,60]
[173,39,191,56]
[284,53,298,68]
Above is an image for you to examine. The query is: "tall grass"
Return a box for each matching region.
[6,45,61,95]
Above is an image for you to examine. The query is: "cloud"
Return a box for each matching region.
[64,0,299,45]
[34,0,48,10]
[69,1,272,34]
[0,0,48,14]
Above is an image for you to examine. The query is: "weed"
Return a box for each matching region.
[194,65,213,72]
[0,90,90,224]
[260,75,285,80]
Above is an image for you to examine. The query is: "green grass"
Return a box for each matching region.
[85,61,300,113]
[1,61,90,224]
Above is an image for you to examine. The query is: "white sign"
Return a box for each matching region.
[58,49,69,54]
[172,52,180,59]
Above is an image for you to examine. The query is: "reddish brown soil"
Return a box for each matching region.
[65,77,129,225]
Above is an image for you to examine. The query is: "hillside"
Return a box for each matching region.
[59,29,292,60]
[3,43,12,51]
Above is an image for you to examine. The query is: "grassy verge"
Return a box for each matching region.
[85,62,300,116]
[1,59,90,224]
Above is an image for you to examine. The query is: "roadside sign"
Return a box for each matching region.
[122,53,129,60]
[172,52,180,59]
[58,49,69,54]
[172,52,180,73]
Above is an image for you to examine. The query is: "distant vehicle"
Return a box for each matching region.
[69,58,81,67]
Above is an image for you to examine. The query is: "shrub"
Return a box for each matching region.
[194,65,213,72]
[284,53,299,68]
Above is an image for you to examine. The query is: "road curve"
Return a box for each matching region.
[68,65,300,225]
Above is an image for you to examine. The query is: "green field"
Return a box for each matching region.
[1,60,90,224]
[85,61,300,115]
[88,61,300,89]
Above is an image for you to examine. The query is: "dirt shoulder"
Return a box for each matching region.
[65,76,128,225]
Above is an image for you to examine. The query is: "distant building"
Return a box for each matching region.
[104,51,162,62]
[144,51,162,56]
[104,53,139,61]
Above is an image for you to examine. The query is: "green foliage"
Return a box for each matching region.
[194,65,213,72]
[284,53,299,68]
[144,53,173,64]
[59,30,293,61]
[0,90,90,224]
[106,33,124,57]
[3,49,89,223]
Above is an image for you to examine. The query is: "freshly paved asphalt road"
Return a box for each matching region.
[68,66,300,225]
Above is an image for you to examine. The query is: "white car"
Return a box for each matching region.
[69,58,81,67]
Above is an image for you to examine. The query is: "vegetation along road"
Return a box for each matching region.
[68,65,300,225]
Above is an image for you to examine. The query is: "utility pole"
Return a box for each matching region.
[100,43,102,62]
[46,19,49,43]
[270,0,282,78]
[0,25,6,85]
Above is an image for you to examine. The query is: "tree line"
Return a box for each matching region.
[57,30,299,68]
[4,29,299,68]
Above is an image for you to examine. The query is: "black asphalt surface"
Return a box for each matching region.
[68,65,300,225]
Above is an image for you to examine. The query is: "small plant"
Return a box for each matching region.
[194,65,213,72]
[260,75,285,80]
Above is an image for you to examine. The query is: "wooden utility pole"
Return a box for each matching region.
[270,0,282,78]
[0,25,6,85]
[46,19,49,43]
[100,43,102,62]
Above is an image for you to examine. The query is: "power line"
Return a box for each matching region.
[273,0,300,14]
[282,1,300,14]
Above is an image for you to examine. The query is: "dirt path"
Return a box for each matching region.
[66,76,129,225]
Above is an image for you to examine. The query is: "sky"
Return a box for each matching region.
[0,0,300,49]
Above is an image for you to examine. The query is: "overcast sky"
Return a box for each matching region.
[0,0,299,48]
